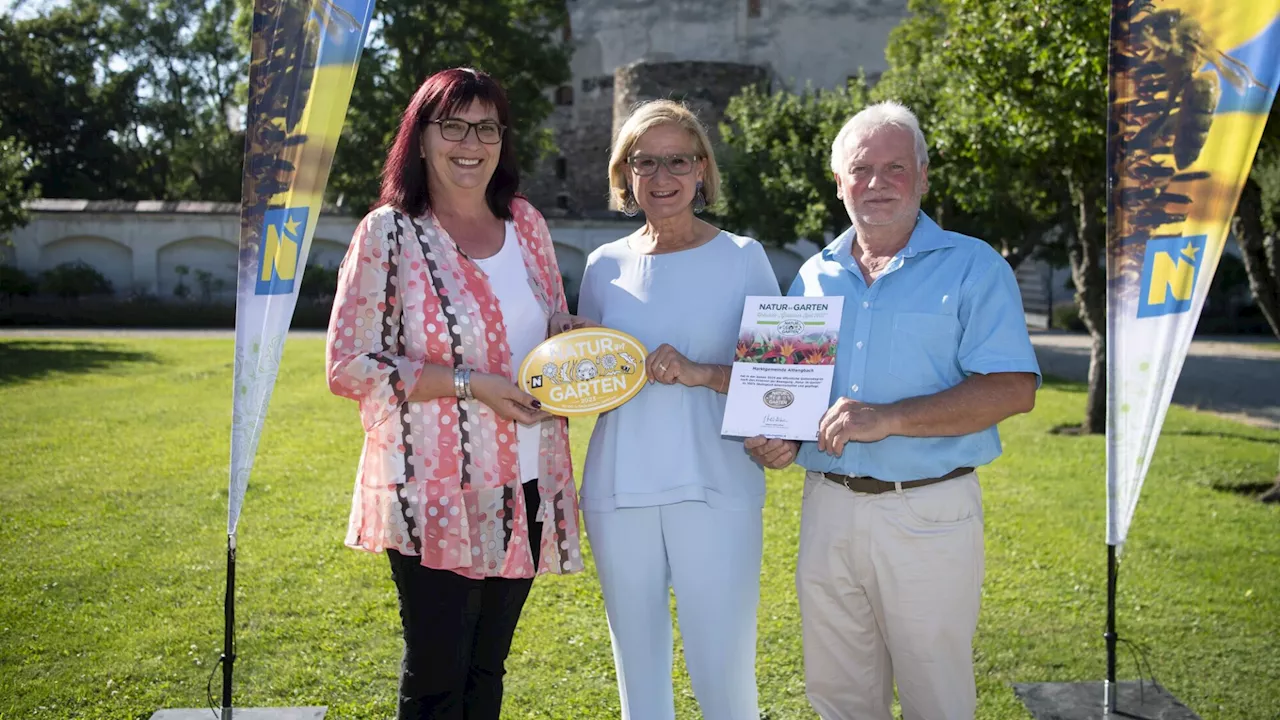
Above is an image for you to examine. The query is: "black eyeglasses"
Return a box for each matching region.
[428,118,505,145]
[627,153,702,177]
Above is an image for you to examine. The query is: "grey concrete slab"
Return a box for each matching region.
[1013,681,1199,719]
[150,708,325,720]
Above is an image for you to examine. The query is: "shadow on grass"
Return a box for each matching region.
[1210,479,1279,501]
[1165,429,1280,446]
[0,341,159,386]
[1048,423,1093,436]
[1050,427,1280,443]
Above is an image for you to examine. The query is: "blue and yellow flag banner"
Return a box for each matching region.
[230,0,374,535]
[1106,0,1280,546]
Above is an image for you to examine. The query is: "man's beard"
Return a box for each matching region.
[851,197,920,227]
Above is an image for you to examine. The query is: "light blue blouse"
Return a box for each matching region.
[577,231,781,511]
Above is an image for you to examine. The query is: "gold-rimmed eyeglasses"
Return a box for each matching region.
[627,153,701,176]
[429,118,505,145]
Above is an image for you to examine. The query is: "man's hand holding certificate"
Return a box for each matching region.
[721,296,844,441]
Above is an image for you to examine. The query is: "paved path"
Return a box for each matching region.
[4,328,1277,429]
[1031,331,1280,429]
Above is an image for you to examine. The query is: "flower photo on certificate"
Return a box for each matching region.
[721,296,844,441]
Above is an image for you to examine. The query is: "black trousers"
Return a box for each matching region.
[387,481,542,720]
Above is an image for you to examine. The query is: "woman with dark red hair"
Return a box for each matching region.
[325,67,589,719]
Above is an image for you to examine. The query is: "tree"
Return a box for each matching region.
[1238,111,1280,504]
[4,0,568,209]
[0,137,37,242]
[876,0,1109,432]
[718,80,870,247]
[91,0,249,201]
[0,4,149,198]
[1235,109,1280,340]
[328,0,571,214]
[0,1,247,202]
[875,0,1064,270]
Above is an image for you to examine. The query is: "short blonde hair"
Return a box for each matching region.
[608,100,721,212]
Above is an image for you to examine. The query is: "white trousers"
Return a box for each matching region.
[584,501,763,720]
[797,471,985,720]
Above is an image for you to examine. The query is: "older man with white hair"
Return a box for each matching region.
[745,101,1041,719]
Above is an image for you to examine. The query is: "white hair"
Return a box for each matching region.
[829,101,929,173]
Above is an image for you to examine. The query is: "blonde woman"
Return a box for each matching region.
[577,100,780,720]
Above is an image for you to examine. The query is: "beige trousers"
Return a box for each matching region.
[796,470,985,720]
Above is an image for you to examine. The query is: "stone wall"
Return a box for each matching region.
[527,60,769,215]
[7,202,822,301]
[522,0,909,216]
[613,60,769,145]
[520,105,575,214]
[4,201,360,301]
[522,80,617,217]
[4,202,658,300]
[567,0,906,93]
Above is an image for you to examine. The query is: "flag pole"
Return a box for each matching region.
[1104,542,1117,715]
[222,532,237,719]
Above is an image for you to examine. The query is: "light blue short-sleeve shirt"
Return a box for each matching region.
[578,231,781,511]
[789,213,1041,481]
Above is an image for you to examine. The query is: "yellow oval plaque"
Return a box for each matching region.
[518,327,648,416]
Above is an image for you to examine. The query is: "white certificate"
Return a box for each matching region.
[720,296,843,441]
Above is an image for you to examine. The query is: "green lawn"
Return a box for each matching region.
[1,337,1277,720]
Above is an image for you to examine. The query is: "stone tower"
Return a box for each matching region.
[612,59,769,143]
[522,0,910,215]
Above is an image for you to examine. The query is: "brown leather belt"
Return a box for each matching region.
[822,466,974,495]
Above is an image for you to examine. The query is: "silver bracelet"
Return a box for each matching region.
[463,369,475,401]
[454,367,467,400]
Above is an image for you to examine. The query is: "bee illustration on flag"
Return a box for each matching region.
[1108,2,1273,300]
[1105,0,1280,550]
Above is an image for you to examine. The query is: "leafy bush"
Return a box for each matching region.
[1052,303,1086,332]
[300,264,339,300]
[719,79,871,246]
[173,264,191,299]
[38,261,113,299]
[0,264,37,300]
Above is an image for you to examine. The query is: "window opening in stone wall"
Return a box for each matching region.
[582,76,614,93]
[555,158,568,180]
[556,194,571,210]
[748,0,762,18]
[555,85,574,106]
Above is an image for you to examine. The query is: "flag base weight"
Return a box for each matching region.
[1014,682,1198,719]
[150,708,326,720]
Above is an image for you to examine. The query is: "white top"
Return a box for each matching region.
[471,221,548,483]
[577,231,781,511]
